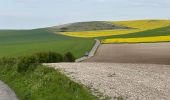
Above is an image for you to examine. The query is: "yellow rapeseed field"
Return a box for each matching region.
[112,20,170,30]
[60,29,140,38]
[102,36,170,43]
[60,20,170,38]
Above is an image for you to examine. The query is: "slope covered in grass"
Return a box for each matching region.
[0,59,97,100]
[0,29,94,58]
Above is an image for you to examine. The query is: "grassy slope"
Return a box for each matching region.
[0,29,94,58]
[0,28,97,100]
[0,63,97,100]
[100,26,170,39]
[1,21,169,57]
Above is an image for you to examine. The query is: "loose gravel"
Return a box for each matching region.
[47,62,170,100]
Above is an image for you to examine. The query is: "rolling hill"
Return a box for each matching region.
[0,29,94,58]
[0,19,170,58]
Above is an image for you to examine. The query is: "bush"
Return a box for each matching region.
[17,52,64,73]
[60,27,68,32]
[0,57,17,66]
[35,52,63,63]
[17,56,38,73]
[64,52,75,62]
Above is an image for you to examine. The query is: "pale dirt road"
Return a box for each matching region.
[47,63,170,100]
[85,43,170,65]
[0,81,18,100]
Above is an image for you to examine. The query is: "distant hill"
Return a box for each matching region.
[0,19,170,58]
[48,21,130,32]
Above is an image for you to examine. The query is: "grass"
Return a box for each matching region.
[0,28,97,99]
[101,26,170,43]
[1,19,170,100]
[0,29,94,58]
[101,26,170,39]
[0,62,98,100]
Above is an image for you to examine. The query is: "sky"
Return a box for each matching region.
[0,0,170,29]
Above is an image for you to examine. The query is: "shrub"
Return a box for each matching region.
[0,57,17,66]
[17,55,38,73]
[60,27,68,32]
[35,52,63,63]
[17,52,64,73]
[64,52,75,62]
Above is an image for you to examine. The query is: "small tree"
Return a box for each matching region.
[64,52,75,62]
[17,56,38,73]
[60,27,68,32]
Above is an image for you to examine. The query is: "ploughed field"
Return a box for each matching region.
[86,43,170,65]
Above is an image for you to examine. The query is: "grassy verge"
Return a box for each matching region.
[0,55,98,100]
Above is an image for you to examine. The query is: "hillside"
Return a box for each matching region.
[0,29,94,58]
[49,21,130,32]
[58,20,170,38]
[1,19,170,100]
[0,20,170,58]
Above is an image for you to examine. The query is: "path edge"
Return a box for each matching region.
[76,39,100,62]
[0,81,18,100]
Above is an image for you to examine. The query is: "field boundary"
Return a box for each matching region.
[76,39,100,62]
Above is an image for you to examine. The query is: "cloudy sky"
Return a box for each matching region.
[0,0,170,29]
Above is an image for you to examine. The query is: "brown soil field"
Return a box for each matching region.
[86,43,170,65]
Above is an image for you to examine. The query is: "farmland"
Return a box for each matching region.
[59,20,170,39]
[102,25,170,43]
[1,20,169,58]
[0,29,94,58]
[1,19,170,100]
[102,36,170,43]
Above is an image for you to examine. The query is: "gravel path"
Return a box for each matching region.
[0,81,18,100]
[47,63,170,100]
[86,43,170,65]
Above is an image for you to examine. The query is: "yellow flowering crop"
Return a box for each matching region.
[60,29,141,38]
[60,20,170,38]
[102,36,170,43]
[112,20,170,30]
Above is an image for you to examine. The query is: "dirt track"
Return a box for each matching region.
[86,43,170,65]
[47,42,170,100]
[48,63,170,100]
[0,81,18,100]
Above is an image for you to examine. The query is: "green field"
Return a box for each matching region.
[1,21,169,59]
[0,29,94,58]
[100,26,170,39]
